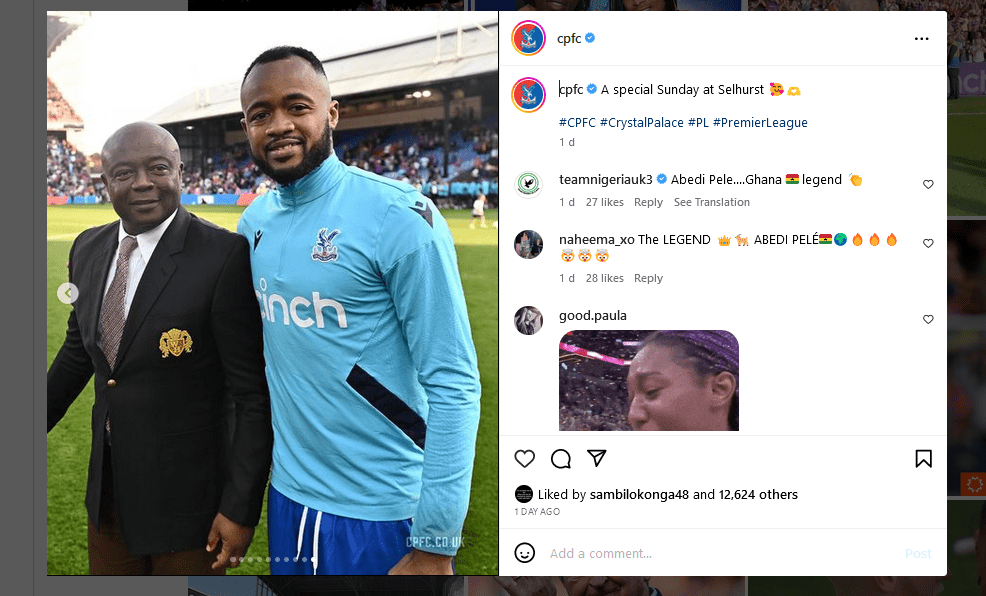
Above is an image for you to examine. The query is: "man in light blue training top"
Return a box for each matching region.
[237,46,481,575]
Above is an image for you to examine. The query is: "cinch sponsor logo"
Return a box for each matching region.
[255,277,348,329]
[961,68,986,94]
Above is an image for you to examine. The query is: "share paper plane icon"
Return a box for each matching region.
[587,449,607,467]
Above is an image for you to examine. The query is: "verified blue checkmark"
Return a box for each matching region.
[587,84,597,94]
[657,173,667,184]
[586,32,596,43]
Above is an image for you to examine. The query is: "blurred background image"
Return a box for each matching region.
[469,577,744,596]
[740,0,986,213]
[948,221,986,495]
[750,500,983,595]
[190,577,743,596]
[190,577,465,596]
[478,0,741,11]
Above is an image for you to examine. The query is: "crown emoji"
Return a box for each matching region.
[718,235,731,246]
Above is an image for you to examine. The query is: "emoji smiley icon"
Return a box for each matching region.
[770,82,784,96]
[515,542,536,563]
[578,249,592,262]
[595,249,609,262]
[787,86,801,96]
[562,248,575,262]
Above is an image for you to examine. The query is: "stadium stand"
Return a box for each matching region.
[47,78,82,125]
[46,12,86,58]
[48,23,499,209]
[337,119,498,209]
[46,136,101,202]
[47,13,95,202]
[46,120,498,206]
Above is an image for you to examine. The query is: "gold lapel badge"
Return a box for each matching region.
[159,328,193,358]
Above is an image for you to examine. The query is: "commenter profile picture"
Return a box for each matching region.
[515,306,543,335]
[515,230,543,259]
[516,171,542,199]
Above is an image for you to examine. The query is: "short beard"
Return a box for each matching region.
[251,123,334,186]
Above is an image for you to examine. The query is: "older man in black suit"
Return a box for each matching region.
[47,122,272,574]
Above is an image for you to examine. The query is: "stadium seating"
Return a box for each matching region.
[48,120,498,208]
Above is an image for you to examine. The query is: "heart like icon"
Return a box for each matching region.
[923,239,934,248]
[515,449,535,468]
[923,180,933,189]
[923,315,934,324]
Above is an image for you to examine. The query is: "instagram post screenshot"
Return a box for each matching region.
[39,4,985,587]
[500,12,947,575]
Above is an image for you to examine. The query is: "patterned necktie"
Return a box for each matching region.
[99,236,138,369]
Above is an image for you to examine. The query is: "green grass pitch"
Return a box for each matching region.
[947,96,986,216]
[46,204,498,575]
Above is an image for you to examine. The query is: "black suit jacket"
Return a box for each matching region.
[47,206,272,556]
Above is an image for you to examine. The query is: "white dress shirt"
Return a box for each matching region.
[101,208,178,317]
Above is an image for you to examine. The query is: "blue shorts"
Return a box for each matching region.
[267,484,412,575]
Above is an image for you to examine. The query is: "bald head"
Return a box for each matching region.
[100,121,183,235]
[101,122,180,167]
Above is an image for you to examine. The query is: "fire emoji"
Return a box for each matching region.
[853,233,863,246]
[887,233,897,246]
[869,233,880,246]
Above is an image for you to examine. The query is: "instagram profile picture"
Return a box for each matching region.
[512,21,546,56]
[515,230,543,260]
[512,77,546,113]
[515,306,543,335]
[516,171,542,199]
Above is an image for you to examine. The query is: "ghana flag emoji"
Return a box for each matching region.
[819,234,833,244]
[786,174,799,184]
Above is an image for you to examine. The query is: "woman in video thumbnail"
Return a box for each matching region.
[626,330,739,432]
